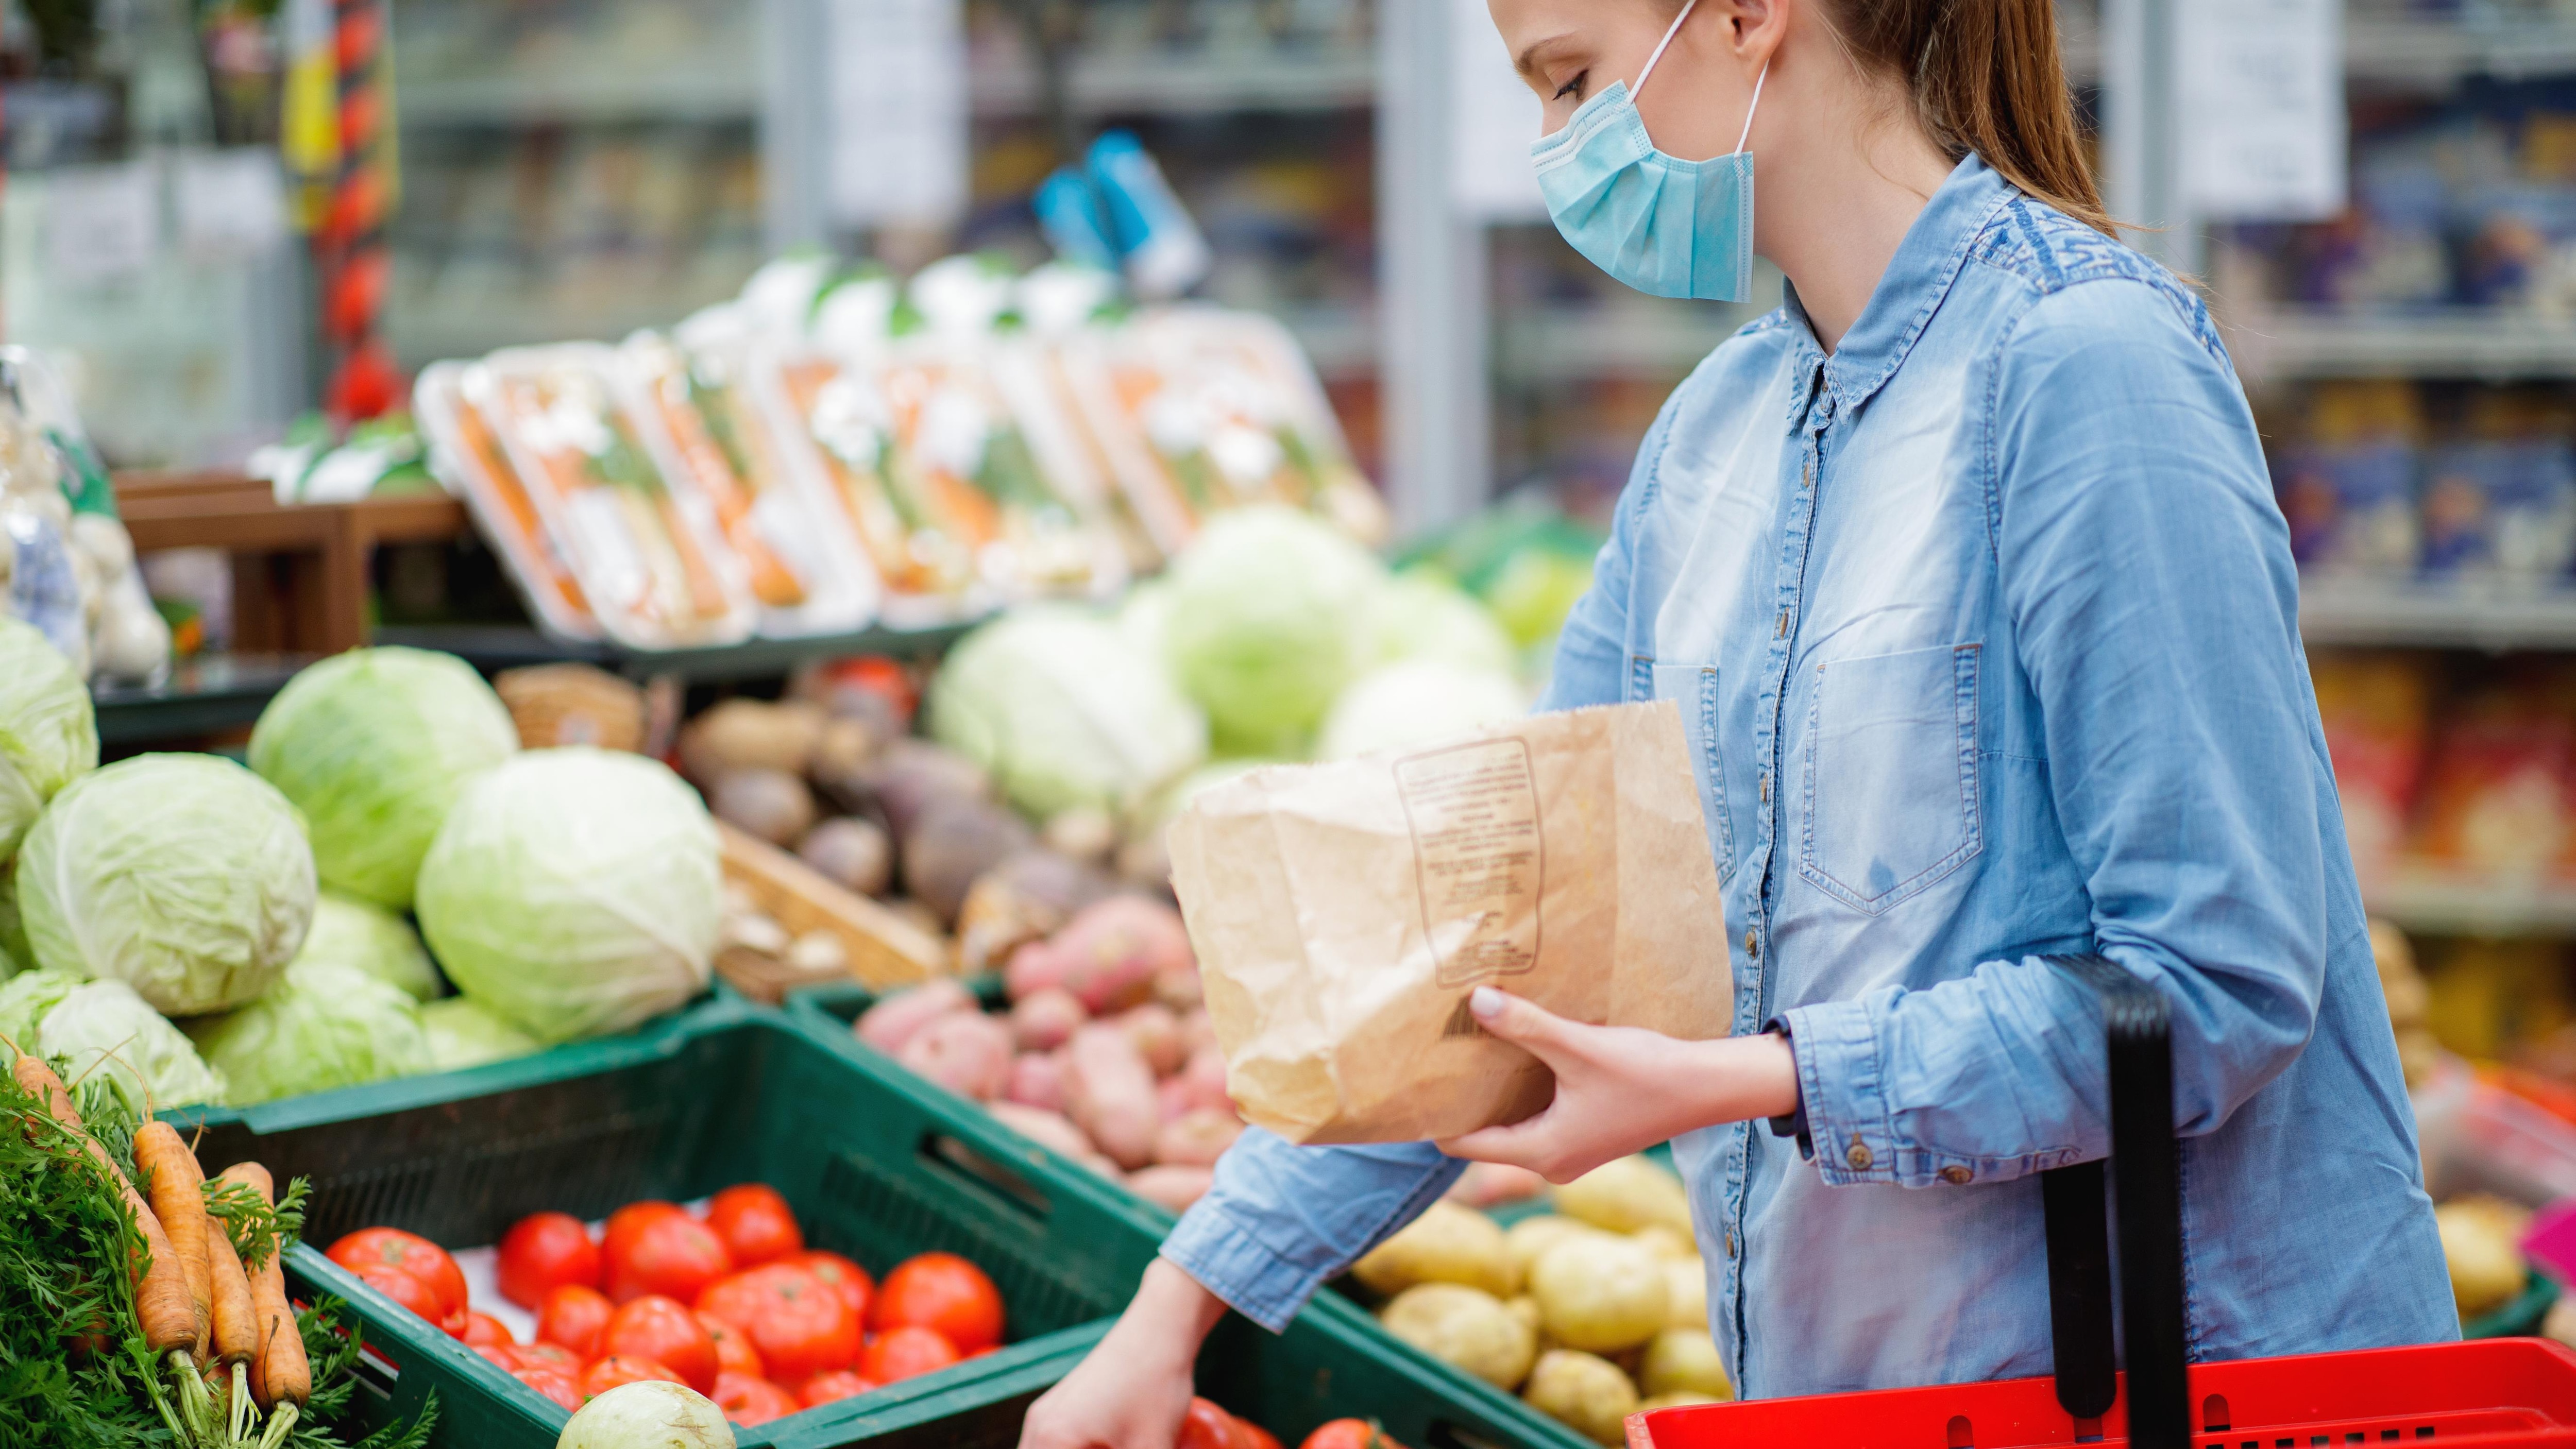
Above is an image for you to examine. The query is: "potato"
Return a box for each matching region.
[1522,1350,1639,1446]
[1155,1107,1243,1167]
[1638,1328,1731,1401]
[1005,1050,1070,1113]
[1553,1155,1693,1242]
[987,1102,1098,1162]
[854,979,975,1055]
[1665,1257,1708,1329]
[680,699,824,781]
[1066,1022,1161,1169]
[1054,896,1191,1013]
[897,1011,1014,1101]
[1531,1233,1668,1353]
[1507,1295,1543,1336]
[1116,1002,1187,1077]
[1351,1201,1519,1300]
[710,767,818,845]
[1174,1043,1231,1115]
[1128,1164,1214,1212]
[798,816,892,897]
[1006,940,1071,1002]
[1505,1215,1609,1283]
[1379,1284,1538,1391]
[1638,1391,1723,1410]
[2438,1198,2529,1319]
[1010,988,1089,1052]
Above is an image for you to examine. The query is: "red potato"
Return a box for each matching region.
[1065,1023,1161,1170]
[1153,962,1204,1011]
[1055,896,1190,1014]
[1156,1077,1195,1124]
[855,979,976,1055]
[1178,1044,1231,1114]
[1004,940,1069,1003]
[1127,1165,1215,1213]
[1115,1003,1185,1078]
[987,1102,1101,1163]
[1005,1050,1070,1114]
[1155,1109,1243,1167]
[1178,1009,1219,1059]
[897,1011,1015,1101]
[1009,988,1088,1052]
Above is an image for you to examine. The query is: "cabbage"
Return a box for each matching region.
[418,996,542,1071]
[1318,660,1530,761]
[1485,547,1598,649]
[0,865,26,975]
[0,617,97,860]
[415,748,720,1044]
[1163,506,1386,757]
[248,646,518,910]
[297,892,443,1002]
[927,605,1208,820]
[560,1380,735,1449]
[41,980,226,1110]
[19,754,315,1015]
[1363,572,1517,676]
[188,961,431,1104]
[0,967,81,1050]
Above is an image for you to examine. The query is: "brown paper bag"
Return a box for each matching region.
[1167,700,1731,1145]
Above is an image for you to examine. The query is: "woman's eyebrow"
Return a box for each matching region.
[1514,31,1582,79]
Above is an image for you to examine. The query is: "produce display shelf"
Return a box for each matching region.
[2344,15,2576,87]
[90,652,316,747]
[2362,872,2576,940]
[968,47,1376,117]
[2227,308,2576,383]
[2299,578,2576,651]
[369,620,977,684]
[399,69,762,126]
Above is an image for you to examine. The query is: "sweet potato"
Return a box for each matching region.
[1004,941,1070,1003]
[1056,896,1190,1014]
[987,1102,1099,1163]
[1127,1165,1215,1213]
[1065,1024,1160,1170]
[1155,1109,1243,1167]
[854,979,975,1056]
[1115,1003,1185,1078]
[897,1011,1015,1101]
[1010,989,1088,1053]
[1005,1050,1071,1113]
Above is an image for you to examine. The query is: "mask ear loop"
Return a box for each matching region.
[1733,62,1769,155]
[1631,0,1699,99]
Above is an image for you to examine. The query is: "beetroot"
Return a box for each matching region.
[1055,896,1191,1014]
[854,979,975,1055]
[1010,989,1088,1053]
[896,1011,1014,1101]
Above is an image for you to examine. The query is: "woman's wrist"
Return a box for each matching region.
[1117,1258,1229,1366]
[1691,1030,1802,1129]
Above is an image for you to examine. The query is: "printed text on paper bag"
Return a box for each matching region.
[1396,738,1546,988]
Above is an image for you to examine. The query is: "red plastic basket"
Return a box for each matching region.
[1630,959,2576,1449]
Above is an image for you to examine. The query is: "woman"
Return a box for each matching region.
[1024,0,2454,1440]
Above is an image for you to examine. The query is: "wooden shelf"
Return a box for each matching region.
[2300,579,2576,652]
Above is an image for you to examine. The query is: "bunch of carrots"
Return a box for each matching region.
[0,1048,430,1448]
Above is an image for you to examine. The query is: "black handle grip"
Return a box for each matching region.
[2040,954,2189,1449]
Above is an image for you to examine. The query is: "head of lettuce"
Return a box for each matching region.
[0,617,98,863]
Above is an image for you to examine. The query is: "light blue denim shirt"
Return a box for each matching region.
[1162,156,2455,1396]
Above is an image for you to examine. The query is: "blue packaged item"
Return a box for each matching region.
[1035,168,1122,271]
[2420,437,2576,580]
[1036,131,1211,301]
[2274,439,2421,573]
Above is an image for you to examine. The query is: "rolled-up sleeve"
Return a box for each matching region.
[1783,278,2336,1188]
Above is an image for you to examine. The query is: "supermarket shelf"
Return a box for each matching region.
[970,47,1376,116]
[371,621,976,684]
[2227,309,2576,383]
[1280,304,1376,376]
[2300,579,2576,651]
[2345,15,2576,87]
[2365,872,2576,939]
[387,285,754,370]
[397,70,761,126]
[92,653,316,748]
[1494,306,1737,383]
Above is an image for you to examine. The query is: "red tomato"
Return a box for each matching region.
[606,1211,733,1304]
[497,1212,601,1308]
[870,1252,1003,1354]
[461,1312,516,1348]
[1298,1421,1408,1449]
[535,1284,616,1359]
[798,1369,880,1408]
[787,1250,873,1323]
[697,1311,765,1378]
[352,1262,446,1324]
[582,1355,685,1397]
[600,1295,719,1391]
[704,1184,804,1267]
[1177,1399,1256,1449]
[710,1371,801,1427]
[1242,1422,1284,1449]
[514,1366,583,1411]
[603,1201,686,1256]
[857,1324,959,1384]
[696,1263,859,1383]
[328,1228,469,1321]
[515,1342,581,1371]
[471,1344,517,1369]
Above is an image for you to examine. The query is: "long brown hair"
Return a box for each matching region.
[1819,0,2113,234]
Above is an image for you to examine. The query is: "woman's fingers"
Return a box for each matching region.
[1465,986,1584,1065]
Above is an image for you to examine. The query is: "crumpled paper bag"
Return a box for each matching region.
[1168,701,1730,1144]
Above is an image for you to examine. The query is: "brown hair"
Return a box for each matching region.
[1820,0,2113,234]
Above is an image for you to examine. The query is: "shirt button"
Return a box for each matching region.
[1939,1166,1973,1185]
[1743,929,1759,959]
[1759,772,1770,804]
[1846,1136,1873,1171]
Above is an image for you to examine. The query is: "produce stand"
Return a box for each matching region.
[88,651,316,748]
[371,621,978,686]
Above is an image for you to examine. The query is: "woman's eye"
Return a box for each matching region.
[1552,70,1587,101]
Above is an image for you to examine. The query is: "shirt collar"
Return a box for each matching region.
[1780,154,2017,420]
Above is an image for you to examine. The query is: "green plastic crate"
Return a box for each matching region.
[204,998,1172,1448]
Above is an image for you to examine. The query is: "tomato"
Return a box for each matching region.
[696,1311,766,1378]
[710,1371,801,1427]
[461,1311,516,1348]
[787,1250,873,1324]
[1177,1399,1256,1449]
[514,1366,583,1411]
[328,1228,469,1321]
[582,1355,685,1397]
[471,1344,517,1369]
[797,1369,880,1408]
[352,1262,446,1324]
[696,1263,859,1383]
[704,1184,804,1267]
[606,1209,733,1304]
[869,1252,1003,1353]
[497,1211,601,1308]
[1242,1422,1284,1449]
[600,1294,719,1391]
[515,1342,581,1371]
[1298,1421,1409,1449]
[535,1284,616,1359]
[857,1324,959,1384]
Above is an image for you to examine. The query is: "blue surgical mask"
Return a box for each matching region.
[1530,0,1765,301]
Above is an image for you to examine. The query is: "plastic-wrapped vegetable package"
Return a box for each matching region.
[0,348,172,683]
[414,362,601,640]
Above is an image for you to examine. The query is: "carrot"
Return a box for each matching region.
[204,1208,261,1441]
[133,1121,214,1362]
[219,1163,309,1418]
[12,1057,196,1355]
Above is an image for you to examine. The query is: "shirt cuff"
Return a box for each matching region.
[1158,1153,1464,1334]
[1780,997,1900,1185]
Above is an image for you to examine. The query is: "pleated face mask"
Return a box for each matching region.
[1529,0,1765,302]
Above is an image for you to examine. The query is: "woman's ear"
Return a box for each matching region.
[1714,0,1788,66]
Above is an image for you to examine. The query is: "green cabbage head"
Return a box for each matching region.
[415,748,720,1044]
[19,754,315,1015]
[0,617,98,861]
[189,961,431,1104]
[1361,572,1516,676]
[928,605,1208,821]
[1162,505,1386,757]
[297,892,443,1002]
[248,646,518,910]
[0,969,227,1110]
[419,996,543,1071]
[1317,660,1529,762]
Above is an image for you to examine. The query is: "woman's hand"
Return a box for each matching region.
[1018,1258,1230,1449]
[1435,986,1801,1183]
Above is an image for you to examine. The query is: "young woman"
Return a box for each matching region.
[1023,0,2454,1440]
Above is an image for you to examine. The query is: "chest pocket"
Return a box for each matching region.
[1652,663,1735,883]
[1800,643,1981,913]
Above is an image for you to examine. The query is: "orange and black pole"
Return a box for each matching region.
[321,0,397,419]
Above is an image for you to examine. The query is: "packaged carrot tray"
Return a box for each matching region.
[414,361,602,641]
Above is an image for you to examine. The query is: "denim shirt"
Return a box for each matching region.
[1162,156,2455,1396]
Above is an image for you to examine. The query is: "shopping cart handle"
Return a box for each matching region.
[2040,955,2189,1449]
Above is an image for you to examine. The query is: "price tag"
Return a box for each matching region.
[175,148,290,261]
[824,0,968,229]
[43,163,157,287]
[2180,0,2346,221]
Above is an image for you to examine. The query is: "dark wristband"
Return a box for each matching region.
[1762,1018,1812,1161]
